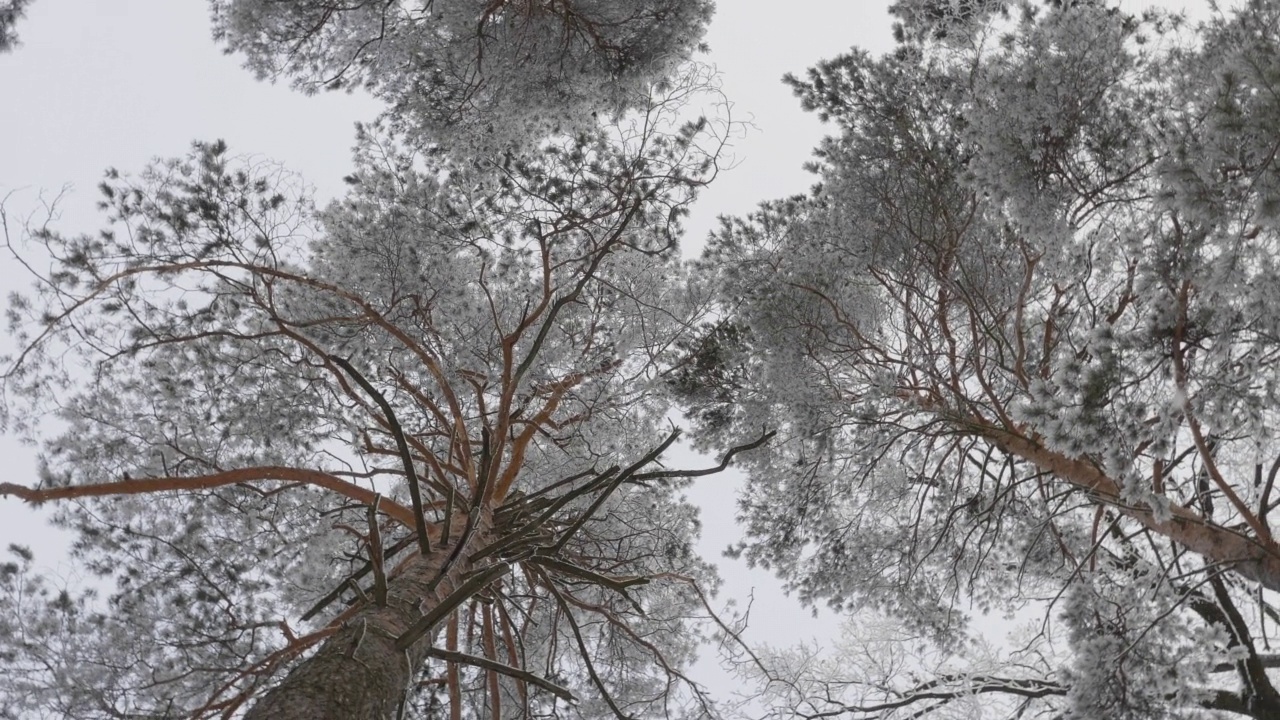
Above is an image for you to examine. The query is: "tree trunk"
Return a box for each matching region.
[243,517,491,720]
[981,424,1280,592]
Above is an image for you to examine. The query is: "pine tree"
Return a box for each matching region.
[210,0,714,152]
[681,1,1280,716]
[0,82,756,718]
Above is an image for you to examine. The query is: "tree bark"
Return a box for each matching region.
[979,423,1280,592]
[243,517,491,720]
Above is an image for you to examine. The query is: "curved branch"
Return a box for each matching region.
[0,466,417,527]
[630,428,775,483]
[330,354,433,556]
[425,646,577,703]
[805,676,1066,719]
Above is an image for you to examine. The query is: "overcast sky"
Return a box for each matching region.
[0,0,1211,707]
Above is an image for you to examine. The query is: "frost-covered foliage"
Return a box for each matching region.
[733,609,1066,720]
[1058,564,1229,720]
[0,76,741,718]
[0,0,31,52]
[679,1,1280,717]
[210,0,714,152]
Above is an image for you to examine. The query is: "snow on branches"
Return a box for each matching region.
[211,0,714,152]
[679,1,1280,717]
[0,79,754,718]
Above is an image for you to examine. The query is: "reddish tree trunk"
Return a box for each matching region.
[982,424,1280,592]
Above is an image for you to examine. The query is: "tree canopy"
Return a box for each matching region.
[0,0,30,52]
[16,0,1280,718]
[676,0,1280,717]
[210,0,714,151]
[0,2,749,717]
[0,72,752,716]
[5,1,712,149]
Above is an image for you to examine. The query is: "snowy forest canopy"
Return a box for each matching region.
[4,0,1280,718]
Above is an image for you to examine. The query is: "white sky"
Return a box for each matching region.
[0,0,899,705]
[0,0,1216,711]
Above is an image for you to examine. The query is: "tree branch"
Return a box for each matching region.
[424,647,578,703]
[0,467,417,527]
[330,354,433,557]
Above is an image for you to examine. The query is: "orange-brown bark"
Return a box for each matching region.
[978,423,1280,592]
[0,467,418,527]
